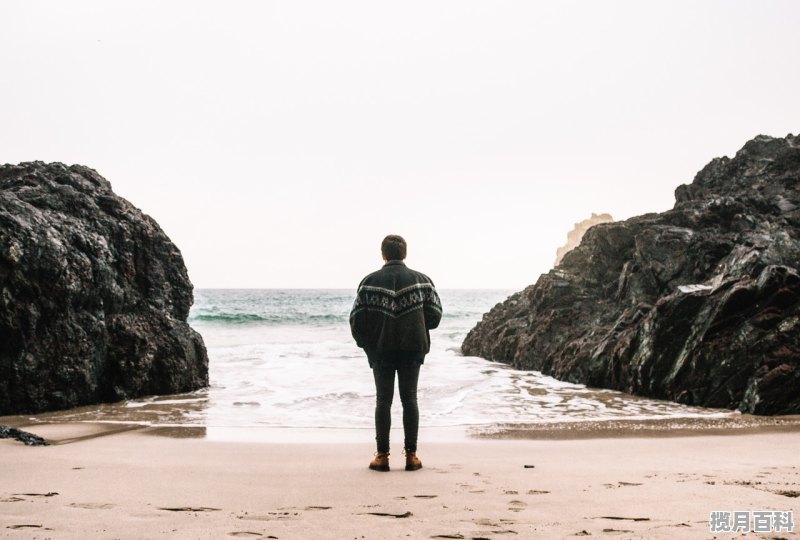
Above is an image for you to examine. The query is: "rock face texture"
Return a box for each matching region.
[0,425,47,446]
[463,134,800,415]
[0,162,208,415]
[554,213,614,266]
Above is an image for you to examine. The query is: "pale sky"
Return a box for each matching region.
[1,1,798,289]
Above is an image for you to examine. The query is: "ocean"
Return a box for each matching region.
[28,289,736,438]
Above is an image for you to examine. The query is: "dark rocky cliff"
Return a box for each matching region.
[0,162,208,415]
[554,212,614,266]
[462,134,800,415]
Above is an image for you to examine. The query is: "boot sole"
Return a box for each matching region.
[369,465,390,472]
[405,464,423,471]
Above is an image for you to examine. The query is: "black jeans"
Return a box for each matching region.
[371,355,422,454]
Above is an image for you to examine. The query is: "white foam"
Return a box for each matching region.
[34,290,738,430]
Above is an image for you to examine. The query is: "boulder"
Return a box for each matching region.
[462,134,800,415]
[0,162,208,415]
[0,425,48,446]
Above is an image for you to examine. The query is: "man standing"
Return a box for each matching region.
[350,235,442,472]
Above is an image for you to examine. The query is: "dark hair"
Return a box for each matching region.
[381,235,407,261]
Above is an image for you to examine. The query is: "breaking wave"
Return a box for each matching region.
[189,311,345,325]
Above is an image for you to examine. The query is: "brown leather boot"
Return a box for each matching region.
[369,452,390,471]
[404,450,422,471]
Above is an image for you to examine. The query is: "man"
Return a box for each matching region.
[350,235,442,472]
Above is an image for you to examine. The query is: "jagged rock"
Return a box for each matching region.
[463,134,800,415]
[554,212,614,266]
[0,425,47,446]
[0,162,208,415]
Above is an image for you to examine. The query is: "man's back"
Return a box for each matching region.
[350,260,442,358]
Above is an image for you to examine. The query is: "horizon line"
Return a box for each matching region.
[193,286,521,291]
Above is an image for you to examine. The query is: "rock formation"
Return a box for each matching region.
[0,425,47,446]
[0,162,208,415]
[463,134,800,415]
[554,213,614,266]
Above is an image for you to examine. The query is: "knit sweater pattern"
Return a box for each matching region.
[350,261,443,357]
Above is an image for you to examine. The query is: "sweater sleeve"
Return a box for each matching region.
[349,280,369,348]
[423,280,443,330]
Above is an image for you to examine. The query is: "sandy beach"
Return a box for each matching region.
[2,423,799,539]
[3,3,799,540]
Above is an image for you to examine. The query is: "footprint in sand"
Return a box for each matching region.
[68,502,116,510]
[593,516,650,522]
[413,495,438,499]
[159,507,221,512]
[305,506,332,510]
[264,511,300,521]
[237,513,294,522]
[362,511,413,518]
[507,500,527,512]
[7,525,53,531]
[527,490,549,495]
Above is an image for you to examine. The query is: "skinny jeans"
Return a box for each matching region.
[370,354,423,454]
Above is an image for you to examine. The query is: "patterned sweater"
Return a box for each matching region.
[350,261,443,360]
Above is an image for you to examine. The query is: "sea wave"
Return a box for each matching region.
[191,310,478,325]
[189,311,347,325]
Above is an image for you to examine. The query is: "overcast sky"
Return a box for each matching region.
[1,1,798,289]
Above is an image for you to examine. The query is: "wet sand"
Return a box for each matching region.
[468,414,800,439]
[2,422,800,539]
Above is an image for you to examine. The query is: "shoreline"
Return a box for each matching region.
[3,412,800,446]
[467,414,800,440]
[2,424,799,539]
